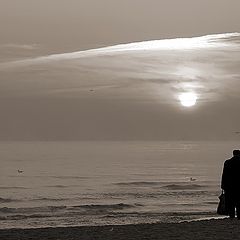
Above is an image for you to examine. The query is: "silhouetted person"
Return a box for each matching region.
[221,149,240,219]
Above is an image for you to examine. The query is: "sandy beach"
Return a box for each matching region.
[0,218,239,240]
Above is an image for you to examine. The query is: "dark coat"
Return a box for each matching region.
[221,156,240,193]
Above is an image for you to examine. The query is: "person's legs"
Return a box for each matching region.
[228,203,235,218]
[236,203,240,219]
[225,192,235,218]
[235,195,240,219]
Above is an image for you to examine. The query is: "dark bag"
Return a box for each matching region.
[217,191,228,215]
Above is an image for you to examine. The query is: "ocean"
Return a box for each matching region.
[0,141,237,229]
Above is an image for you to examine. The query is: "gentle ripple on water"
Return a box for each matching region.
[0,141,237,228]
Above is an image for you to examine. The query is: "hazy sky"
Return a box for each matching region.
[0,1,240,140]
[0,0,240,51]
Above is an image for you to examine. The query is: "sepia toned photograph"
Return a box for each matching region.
[0,1,240,239]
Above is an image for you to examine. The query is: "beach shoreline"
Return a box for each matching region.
[0,218,239,240]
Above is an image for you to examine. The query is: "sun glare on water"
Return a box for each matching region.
[179,92,197,107]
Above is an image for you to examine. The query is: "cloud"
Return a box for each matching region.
[0,32,239,67]
[0,32,240,104]
[0,43,38,50]
[0,33,240,140]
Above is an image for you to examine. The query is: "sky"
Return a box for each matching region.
[0,0,240,51]
[0,0,240,140]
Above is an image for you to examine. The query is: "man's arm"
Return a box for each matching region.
[221,161,227,190]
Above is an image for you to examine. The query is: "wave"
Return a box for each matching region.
[49,176,89,180]
[0,186,28,189]
[115,181,162,186]
[31,197,71,202]
[0,214,53,221]
[161,184,205,190]
[0,197,20,203]
[114,181,208,190]
[205,201,218,205]
[0,204,139,220]
[8,175,89,180]
[0,203,139,215]
[0,203,141,223]
[45,185,79,188]
[0,211,195,221]
[166,211,217,217]
[31,195,102,202]
[0,206,66,214]
[70,203,140,211]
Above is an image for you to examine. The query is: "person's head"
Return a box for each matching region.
[233,149,240,157]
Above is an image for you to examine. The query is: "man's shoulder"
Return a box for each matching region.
[224,157,240,166]
[224,159,233,165]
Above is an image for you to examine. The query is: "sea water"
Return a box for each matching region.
[0,141,238,229]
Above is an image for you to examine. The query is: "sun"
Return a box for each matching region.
[179,92,197,107]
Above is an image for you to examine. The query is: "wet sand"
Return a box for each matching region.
[0,218,239,240]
